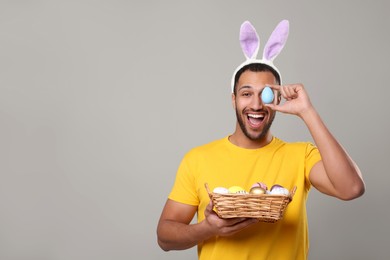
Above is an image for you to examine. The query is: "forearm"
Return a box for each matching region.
[301,107,365,199]
[157,219,213,251]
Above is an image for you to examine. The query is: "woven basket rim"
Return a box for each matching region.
[205,183,296,199]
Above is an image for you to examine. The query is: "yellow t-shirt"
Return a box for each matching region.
[168,136,321,260]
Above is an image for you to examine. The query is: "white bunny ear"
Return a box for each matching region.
[262,20,289,62]
[240,21,260,59]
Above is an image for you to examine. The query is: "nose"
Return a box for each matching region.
[250,94,264,110]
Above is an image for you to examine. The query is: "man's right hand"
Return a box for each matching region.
[203,201,259,237]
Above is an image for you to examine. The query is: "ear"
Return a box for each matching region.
[262,20,289,62]
[240,21,260,59]
[231,93,236,109]
[277,91,282,105]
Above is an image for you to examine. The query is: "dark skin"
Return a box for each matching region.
[157,70,365,251]
[157,199,258,251]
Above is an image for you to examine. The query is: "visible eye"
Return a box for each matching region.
[241,92,251,97]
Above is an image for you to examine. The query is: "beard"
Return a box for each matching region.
[235,107,275,141]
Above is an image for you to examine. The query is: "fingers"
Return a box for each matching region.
[265,83,312,116]
[283,85,299,100]
[223,217,248,227]
[218,218,259,236]
[267,84,300,100]
[266,84,281,91]
[204,200,259,236]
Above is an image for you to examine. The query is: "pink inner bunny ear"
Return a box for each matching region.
[240,21,260,59]
[263,20,289,61]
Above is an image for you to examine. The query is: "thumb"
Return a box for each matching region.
[207,200,214,211]
[264,103,279,111]
[205,200,216,216]
[265,102,290,114]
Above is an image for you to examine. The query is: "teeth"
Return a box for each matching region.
[248,114,264,118]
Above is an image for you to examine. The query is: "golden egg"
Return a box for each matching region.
[249,187,266,195]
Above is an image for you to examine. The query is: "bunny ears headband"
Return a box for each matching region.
[231,20,290,93]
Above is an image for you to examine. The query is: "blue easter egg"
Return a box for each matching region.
[261,86,274,104]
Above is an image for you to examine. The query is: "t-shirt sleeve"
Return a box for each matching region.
[168,151,200,206]
[304,142,322,190]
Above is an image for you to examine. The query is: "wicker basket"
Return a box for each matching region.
[205,183,296,223]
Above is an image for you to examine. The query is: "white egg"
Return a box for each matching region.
[213,187,229,194]
[269,187,290,196]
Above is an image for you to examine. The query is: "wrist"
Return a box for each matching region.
[200,218,217,239]
[299,106,317,122]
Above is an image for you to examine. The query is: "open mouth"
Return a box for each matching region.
[247,113,265,128]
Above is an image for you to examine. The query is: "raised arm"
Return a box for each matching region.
[266,84,365,200]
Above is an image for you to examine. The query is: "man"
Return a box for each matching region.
[157,20,365,259]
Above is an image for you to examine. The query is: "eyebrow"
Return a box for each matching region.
[237,85,253,92]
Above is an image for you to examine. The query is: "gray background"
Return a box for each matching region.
[0,1,389,259]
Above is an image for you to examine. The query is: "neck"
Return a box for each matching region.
[229,128,273,149]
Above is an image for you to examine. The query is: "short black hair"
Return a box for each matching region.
[233,63,281,95]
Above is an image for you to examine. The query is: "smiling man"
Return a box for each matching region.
[156,20,365,260]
